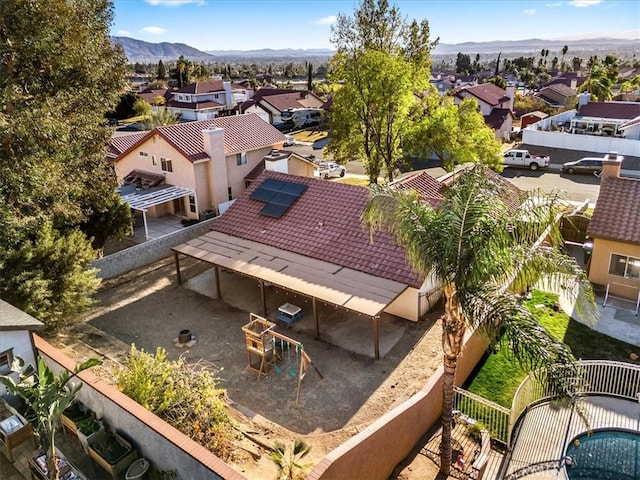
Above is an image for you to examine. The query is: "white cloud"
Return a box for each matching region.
[145,0,205,6]
[117,30,132,36]
[569,0,602,7]
[140,26,167,35]
[546,2,562,7]
[314,15,337,25]
[524,8,536,15]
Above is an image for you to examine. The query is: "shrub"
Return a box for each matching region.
[117,346,237,460]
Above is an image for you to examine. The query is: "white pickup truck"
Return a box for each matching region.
[314,161,346,179]
[502,149,550,171]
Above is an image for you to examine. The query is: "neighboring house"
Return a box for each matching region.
[0,300,43,396]
[165,81,252,121]
[137,87,172,107]
[536,83,577,108]
[107,131,148,161]
[522,99,640,156]
[586,154,640,303]
[544,74,587,91]
[240,89,324,124]
[454,83,515,140]
[520,111,549,129]
[111,114,287,221]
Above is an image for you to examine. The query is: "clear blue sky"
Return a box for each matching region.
[111,0,640,51]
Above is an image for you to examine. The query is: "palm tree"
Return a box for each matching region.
[270,439,312,480]
[579,64,614,101]
[363,164,597,474]
[0,356,101,480]
[561,45,568,71]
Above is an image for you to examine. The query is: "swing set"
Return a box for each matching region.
[242,313,323,406]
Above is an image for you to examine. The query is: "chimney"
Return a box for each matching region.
[577,92,591,109]
[223,81,233,108]
[506,84,516,111]
[202,125,229,209]
[570,78,577,90]
[601,151,623,180]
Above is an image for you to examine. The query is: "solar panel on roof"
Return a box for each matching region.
[260,203,289,218]
[251,178,307,218]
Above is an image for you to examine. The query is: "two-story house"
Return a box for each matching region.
[165,81,252,120]
[112,114,287,225]
[239,89,325,124]
[454,83,515,141]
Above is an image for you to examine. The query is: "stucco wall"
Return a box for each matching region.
[225,147,276,201]
[93,219,216,279]
[384,287,419,321]
[589,237,640,300]
[523,128,640,156]
[34,336,245,480]
[309,330,489,480]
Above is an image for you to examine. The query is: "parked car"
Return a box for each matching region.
[314,162,346,179]
[502,149,550,170]
[562,158,603,175]
[283,135,295,146]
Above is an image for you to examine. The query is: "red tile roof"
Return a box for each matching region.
[108,132,148,159]
[587,176,640,244]
[154,114,287,161]
[210,171,422,287]
[166,99,225,110]
[261,92,315,112]
[173,80,246,94]
[457,83,510,107]
[578,101,640,120]
[393,171,445,207]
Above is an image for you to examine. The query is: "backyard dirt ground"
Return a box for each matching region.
[46,256,452,479]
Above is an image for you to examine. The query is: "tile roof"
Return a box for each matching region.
[138,88,171,104]
[540,83,576,97]
[484,108,513,129]
[175,81,225,94]
[457,83,509,107]
[587,176,640,244]
[108,132,148,159]
[261,92,314,113]
[577,101,640,120]
[210,170,422,287]
[166,99,225,110]
[154,114,287,161]
[545,77,588,89]
[393,171,445,207]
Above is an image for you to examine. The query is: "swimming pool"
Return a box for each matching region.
[565,429,640,480]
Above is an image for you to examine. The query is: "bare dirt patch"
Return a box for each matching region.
[48,257,447,479]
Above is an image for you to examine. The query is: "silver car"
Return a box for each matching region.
[562,158,603,174]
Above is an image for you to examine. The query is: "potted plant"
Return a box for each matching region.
[76,417,104,454]
[88,430,138,478]
[60,402,91,437]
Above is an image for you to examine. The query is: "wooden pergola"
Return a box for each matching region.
[172,230,409,359]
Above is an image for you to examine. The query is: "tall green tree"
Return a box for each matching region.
[363,165,597,474]
[157,59,167,80]
[0,0,131,329]
[327,0,436,183]
[407,96,502,171]
[1,356,101,480]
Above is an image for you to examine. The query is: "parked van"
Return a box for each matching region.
[562,157,603,174]
[281,108,322,128]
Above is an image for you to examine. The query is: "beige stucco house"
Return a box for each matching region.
[454,83,515,140]
[587,155,640,303]
[112,114,287,221]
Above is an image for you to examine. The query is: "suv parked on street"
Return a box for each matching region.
[562,158,603,175]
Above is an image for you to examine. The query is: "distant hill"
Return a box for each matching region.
[112,36,639,63]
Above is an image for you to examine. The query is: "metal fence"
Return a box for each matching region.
[453,387,511,444]
[508,360,640,447]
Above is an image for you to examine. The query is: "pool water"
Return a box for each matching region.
[565,430,640,480]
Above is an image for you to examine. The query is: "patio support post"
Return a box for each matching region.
[312,297,319,339]
[373,316,380,360]
[259,279,267,317]
[214,265,222,299]
[174,251,182,285]
[142,211,149,241]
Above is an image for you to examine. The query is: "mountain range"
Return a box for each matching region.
[112,36,639,63]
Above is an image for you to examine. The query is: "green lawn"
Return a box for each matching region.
[465,290,639,408]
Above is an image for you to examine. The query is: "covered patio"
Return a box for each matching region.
[172,230,410,359]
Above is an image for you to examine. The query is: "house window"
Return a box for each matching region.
[139,152,148,157]
[189,195,196,213]
[609,254,640,280]
[0,348,13,374]
[236,152,247,166]
[185,95,191,102]
[151,155,157,166]
[214,94,219,99]
[228,187,233,201]
[160,157,173,172]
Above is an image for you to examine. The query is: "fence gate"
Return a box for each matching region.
[561,214,590,244]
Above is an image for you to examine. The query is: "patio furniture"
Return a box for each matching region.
[0,412,37,462]
[277,303,303,324]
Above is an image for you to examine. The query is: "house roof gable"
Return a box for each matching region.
[587,176,640,244]
[108,132,149,159]
[393,171,445,207]
[484,108,513,129]
[210,170,421,287]
[457,83,509,107]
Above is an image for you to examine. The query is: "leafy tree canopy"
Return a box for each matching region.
[0,0,131,329]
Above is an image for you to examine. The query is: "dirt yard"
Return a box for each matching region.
[47,256,450,479]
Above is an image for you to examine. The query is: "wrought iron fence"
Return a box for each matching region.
[453,387,510,444]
